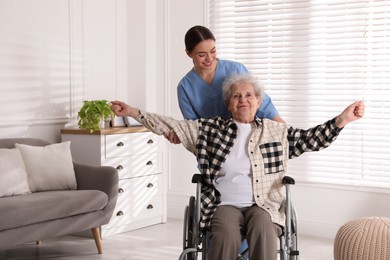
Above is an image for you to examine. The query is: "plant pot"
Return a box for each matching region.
[99,117,105,129]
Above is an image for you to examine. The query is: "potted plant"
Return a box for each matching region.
[77,100,112,132]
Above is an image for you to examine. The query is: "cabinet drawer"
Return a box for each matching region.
[104,152,162,179]
[107,175,163,228]
[105,132,159,158]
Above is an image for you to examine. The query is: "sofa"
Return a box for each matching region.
[0,138,118,254]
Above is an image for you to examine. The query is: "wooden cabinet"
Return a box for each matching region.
[61,127,166,237]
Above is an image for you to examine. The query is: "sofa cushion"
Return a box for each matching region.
[0,149,31,197]
[15,142,77,192]
[0,190,108,231]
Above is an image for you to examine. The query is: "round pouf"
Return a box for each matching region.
[334,217,390,260]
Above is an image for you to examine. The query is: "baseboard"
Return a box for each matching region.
[298,220,340,239]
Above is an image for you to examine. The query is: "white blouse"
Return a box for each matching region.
[214,120,255,208]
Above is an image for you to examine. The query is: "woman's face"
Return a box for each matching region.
[186,39,217,71]
[228,82,261,123]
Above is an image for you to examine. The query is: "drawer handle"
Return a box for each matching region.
[147,139,154,144]
[117,142,124,147]
[118,188,124,193]
[116,211,124,216]
[146,161,153,166]
[147,204,153,209]
[147,183,154,188]
[116,165,123,170]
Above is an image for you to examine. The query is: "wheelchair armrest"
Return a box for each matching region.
[283,176,295,185]
[192,174,203,184]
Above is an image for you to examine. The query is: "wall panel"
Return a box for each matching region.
[0,0,73,127]
[0,0,127,142]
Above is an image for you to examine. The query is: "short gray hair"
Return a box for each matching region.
[222,73,264,106]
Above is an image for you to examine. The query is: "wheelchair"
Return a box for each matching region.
[178,174,299,260]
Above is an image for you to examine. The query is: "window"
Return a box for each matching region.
[207,0,390,189]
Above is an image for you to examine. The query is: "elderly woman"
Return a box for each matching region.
[111,73,364,260]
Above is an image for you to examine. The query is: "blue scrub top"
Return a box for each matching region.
[177,59,279,120]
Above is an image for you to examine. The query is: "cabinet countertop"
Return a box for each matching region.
[61,126,150,135]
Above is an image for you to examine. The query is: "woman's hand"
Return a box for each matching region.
[335,101,365,128]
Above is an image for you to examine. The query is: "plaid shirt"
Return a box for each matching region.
[136,111,342,228]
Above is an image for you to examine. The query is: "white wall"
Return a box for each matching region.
[163,0,205,218]
[0,0,128,142]
[127,0,166,114]
[292,184,390,238]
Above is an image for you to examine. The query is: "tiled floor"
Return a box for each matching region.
[0,218,334,260]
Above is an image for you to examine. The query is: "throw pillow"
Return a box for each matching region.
[15,141,77,192]
[0,149,31,197]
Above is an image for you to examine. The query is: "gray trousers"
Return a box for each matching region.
[208,205,281,260]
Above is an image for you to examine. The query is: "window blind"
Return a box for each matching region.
[207,0,390,189]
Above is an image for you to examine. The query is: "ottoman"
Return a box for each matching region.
[334,217,390,260]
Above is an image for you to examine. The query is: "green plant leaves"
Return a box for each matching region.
[77,100,113,132]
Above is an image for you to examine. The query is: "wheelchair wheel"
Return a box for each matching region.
[289,209,299,260]
[182,196,196,260]
[201,231,207,260]
[281,209,299,260]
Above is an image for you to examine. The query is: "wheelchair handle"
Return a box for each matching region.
[283,176,295,185]
[192,173,203,184]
